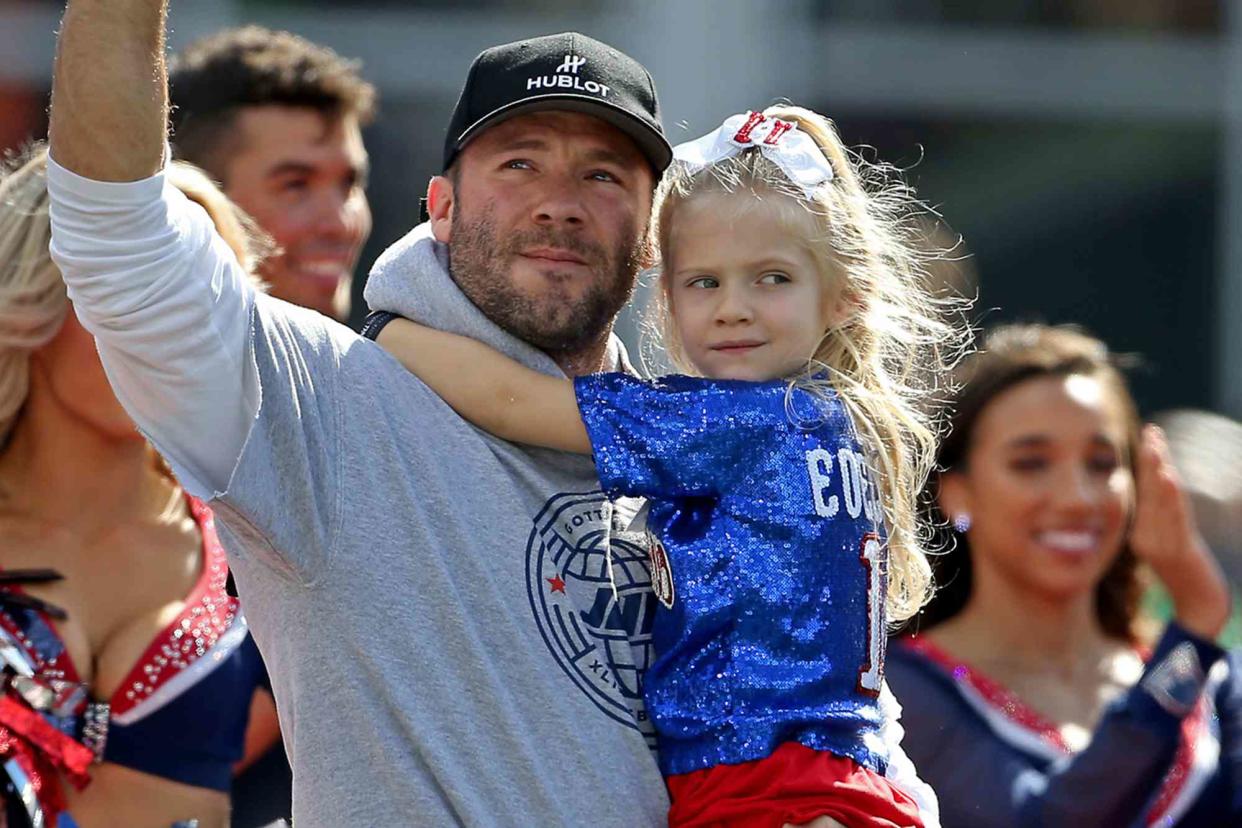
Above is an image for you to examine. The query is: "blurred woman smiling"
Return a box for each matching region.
[887,324,1242,827]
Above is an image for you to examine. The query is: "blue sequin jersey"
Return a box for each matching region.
[575,373,892,778]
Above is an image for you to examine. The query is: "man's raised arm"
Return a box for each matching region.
[49,0,167,180]
[46,0,260,498]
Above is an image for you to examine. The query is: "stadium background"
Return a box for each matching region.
[1,0,1232,421]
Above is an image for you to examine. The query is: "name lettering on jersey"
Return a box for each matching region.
[527,53,612,97]
[805,448,888,694]
[806,448,839,518]
[805,447,881,522]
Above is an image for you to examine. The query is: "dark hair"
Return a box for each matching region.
[912,323,1147,642]
[168,26,377,182]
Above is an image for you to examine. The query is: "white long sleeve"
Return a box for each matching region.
[47,151,260,498]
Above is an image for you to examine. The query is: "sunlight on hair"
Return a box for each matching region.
[0,146,69,442]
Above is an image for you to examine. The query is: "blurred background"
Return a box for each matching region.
[4,4,1238,820]
[1,0,1232,418]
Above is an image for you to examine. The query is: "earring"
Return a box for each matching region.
[953,514,972,533]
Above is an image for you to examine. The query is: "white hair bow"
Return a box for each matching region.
[672,111,835,198]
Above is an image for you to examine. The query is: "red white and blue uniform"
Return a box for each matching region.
[0,498,266,827]
[888,624,1242,827]
[575,373,936,827]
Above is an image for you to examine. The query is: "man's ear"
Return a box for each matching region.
[427,175,454,243]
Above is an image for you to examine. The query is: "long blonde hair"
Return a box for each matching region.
[0,143,270,445]
[646,105,969,623]
[0,148,67,441]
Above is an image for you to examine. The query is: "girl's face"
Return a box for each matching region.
[939,374,1134,603]
[664,192,845,382]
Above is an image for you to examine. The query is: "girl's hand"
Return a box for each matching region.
[1129,424,1231,640]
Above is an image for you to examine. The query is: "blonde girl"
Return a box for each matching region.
[373,105,963,828]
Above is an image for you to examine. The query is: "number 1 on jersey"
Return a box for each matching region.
[857,533,885,697]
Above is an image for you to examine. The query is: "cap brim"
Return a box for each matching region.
[451,94,673,173]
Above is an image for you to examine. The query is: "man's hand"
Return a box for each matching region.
[49,0,169,181]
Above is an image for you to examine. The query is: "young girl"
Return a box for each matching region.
[375,106,962,828]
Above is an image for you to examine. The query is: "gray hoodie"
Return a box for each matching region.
[48,159,668,827]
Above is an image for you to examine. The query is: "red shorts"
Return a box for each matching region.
[665,742,925,828]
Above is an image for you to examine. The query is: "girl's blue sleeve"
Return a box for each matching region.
[573,373,799,499]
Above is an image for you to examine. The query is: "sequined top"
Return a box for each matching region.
[0,498,265,802]
[575,373,892,777]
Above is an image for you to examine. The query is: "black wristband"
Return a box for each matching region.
[361,310,401,341]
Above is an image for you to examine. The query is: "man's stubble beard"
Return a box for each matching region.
[447,201,646,361]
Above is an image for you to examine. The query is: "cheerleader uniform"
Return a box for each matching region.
[0,498,266,827]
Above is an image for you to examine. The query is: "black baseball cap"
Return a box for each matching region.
[443,32,672,173]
